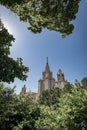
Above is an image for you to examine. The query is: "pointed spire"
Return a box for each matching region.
[45,57,50,72]
[47,57,48,64]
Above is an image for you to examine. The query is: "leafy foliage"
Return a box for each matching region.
[81,77,87,86]
[0,84,18,130]
[57,87,87,130]
[0,0,80,37]
[35,106,58,130]
[39,83,73,108]
[39,88,61,108]
[0,20,29,83]
[61,82,73,94]
[12,94,41,130]
[0,80,87,130]
[0,84,41,130]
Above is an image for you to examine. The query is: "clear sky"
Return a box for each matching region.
[0,0,87,93]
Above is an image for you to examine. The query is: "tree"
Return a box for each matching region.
[35,106,58,130]
[56,87,87,130]
[81,77,87,86]
[0,83,18,130]
[0,19,29,83]
[13,93,41,130]
[62,82,73,94]
[39,88,61,108]
[0,84,41,130]
[0,0,80,37]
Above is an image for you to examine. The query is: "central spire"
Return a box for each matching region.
[46,57,48,64]
[45,57,50,72]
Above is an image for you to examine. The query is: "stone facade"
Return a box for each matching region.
[38,58,67,96]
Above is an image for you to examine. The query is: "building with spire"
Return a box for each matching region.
[20,58,81,100]
[38,58,67,96]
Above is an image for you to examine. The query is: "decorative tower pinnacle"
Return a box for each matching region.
[47,57,48,64]
[20,85,26,94]
[57,69,65,81]
[45,57,50,72]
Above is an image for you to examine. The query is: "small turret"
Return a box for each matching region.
[57,69,65,81]
[20,85,26,94]
[75,79,80,87]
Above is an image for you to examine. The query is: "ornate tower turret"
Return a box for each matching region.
[20,85,26,94]
[55,69,66,89]
[57,69,65,81]
[75,79,80,87]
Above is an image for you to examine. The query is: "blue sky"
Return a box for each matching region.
[0,0,87,93]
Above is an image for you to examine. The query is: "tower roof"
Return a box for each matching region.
[58,69,62,74]
[45,57,50,72]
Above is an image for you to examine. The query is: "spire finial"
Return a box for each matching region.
[45,57,50,72]
[46,57,48,64]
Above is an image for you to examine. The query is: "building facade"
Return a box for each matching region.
[20,58,81,100]
[38,58,67,96]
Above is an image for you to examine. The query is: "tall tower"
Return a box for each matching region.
[38,58,55,96]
